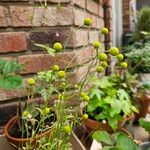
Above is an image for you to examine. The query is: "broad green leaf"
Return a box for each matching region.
[3,60,22,74]
[93,77,115,89]
[110,100,122,117]
[87,96,101,112]
[92,131,113,145]
[35,43,56,56]
[117,89,130,101]
[108,115,121,131]
[0,75,22,89]
[121,100,132,115]
[139,118,150,133]
[89,88,103,100]
[116,133,140,150]
[94,111,107,120]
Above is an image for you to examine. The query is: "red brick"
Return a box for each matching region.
[0,6,7,27]
[89,30,99,44]
[105,7,112,19]
[0,32,27,53]
[73,0,86,8]
[18,47,94,74]
[35,0,71,2]
[99,5,104,18]
[86,0,99,15]
[74,8,87,26]
[10,6,73,27]
[90,15,104,29]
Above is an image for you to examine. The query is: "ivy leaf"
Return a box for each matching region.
[116,133,140,150]
[35,43,56,56]
[139,118,150,133]
[92,131,113,145]
[0,75,22,89]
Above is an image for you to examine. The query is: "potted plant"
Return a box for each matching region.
[82,74,138,132]
[3,17,133,149]
[139,118,150,150]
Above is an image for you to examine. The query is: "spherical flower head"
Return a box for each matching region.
[101,61,108,68]
[93,41,101,49]
[83,95,90,102]
[109,47,119,56]
[80,92,86,97]
[84,17,92,26]
[74,84,79,89]
[58,70,65,78]
[22,111,29,118]
[52,65,59,71]
[28,78,35,86]
[98,53,108,61]
[53,42,63,52]
[63,125,71,134]
[101,27,109,35]
[43,107,50,115]
[96,66,104,73]
[120,62,128,69]
[82,114,88,120]
[116,54,124,61]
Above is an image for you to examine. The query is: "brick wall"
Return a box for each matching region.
[123,0,131,32]
[0,0,113,130]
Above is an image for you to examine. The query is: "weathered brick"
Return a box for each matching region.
[35,0,71,2]
[89,30,99,44]
[30,28,88,50]
[0,6,7,27]
[73,0,86,8]
[86,0,99,15]
[105,7,112,19]
[18,46,94,74]
[74,8,87,26]
[99,5,104,18]
[0,32,27,53]
[90,15,104,29]
[73,29,88,47]
[10,6,33,27]
[10,6,73,27]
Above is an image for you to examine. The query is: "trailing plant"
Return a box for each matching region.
[0,58,23,89]
[92,130,140,150]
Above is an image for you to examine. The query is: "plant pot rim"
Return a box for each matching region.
[4,116,52,142]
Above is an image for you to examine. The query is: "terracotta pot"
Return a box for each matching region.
[134,95,150,120]
[4,116,52,149]
[83,114,134,133]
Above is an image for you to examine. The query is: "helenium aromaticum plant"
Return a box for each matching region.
[7,17,130,150]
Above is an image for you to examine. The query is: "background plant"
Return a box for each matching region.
[0,58,23,89]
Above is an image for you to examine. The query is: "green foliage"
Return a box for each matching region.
[34,43,56,56]
[124,41,150,73]
[87,75,138,130]
[92,131,140,150]
[0,58,23,89]
[133,6,150,41]
[139,118,150,133]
